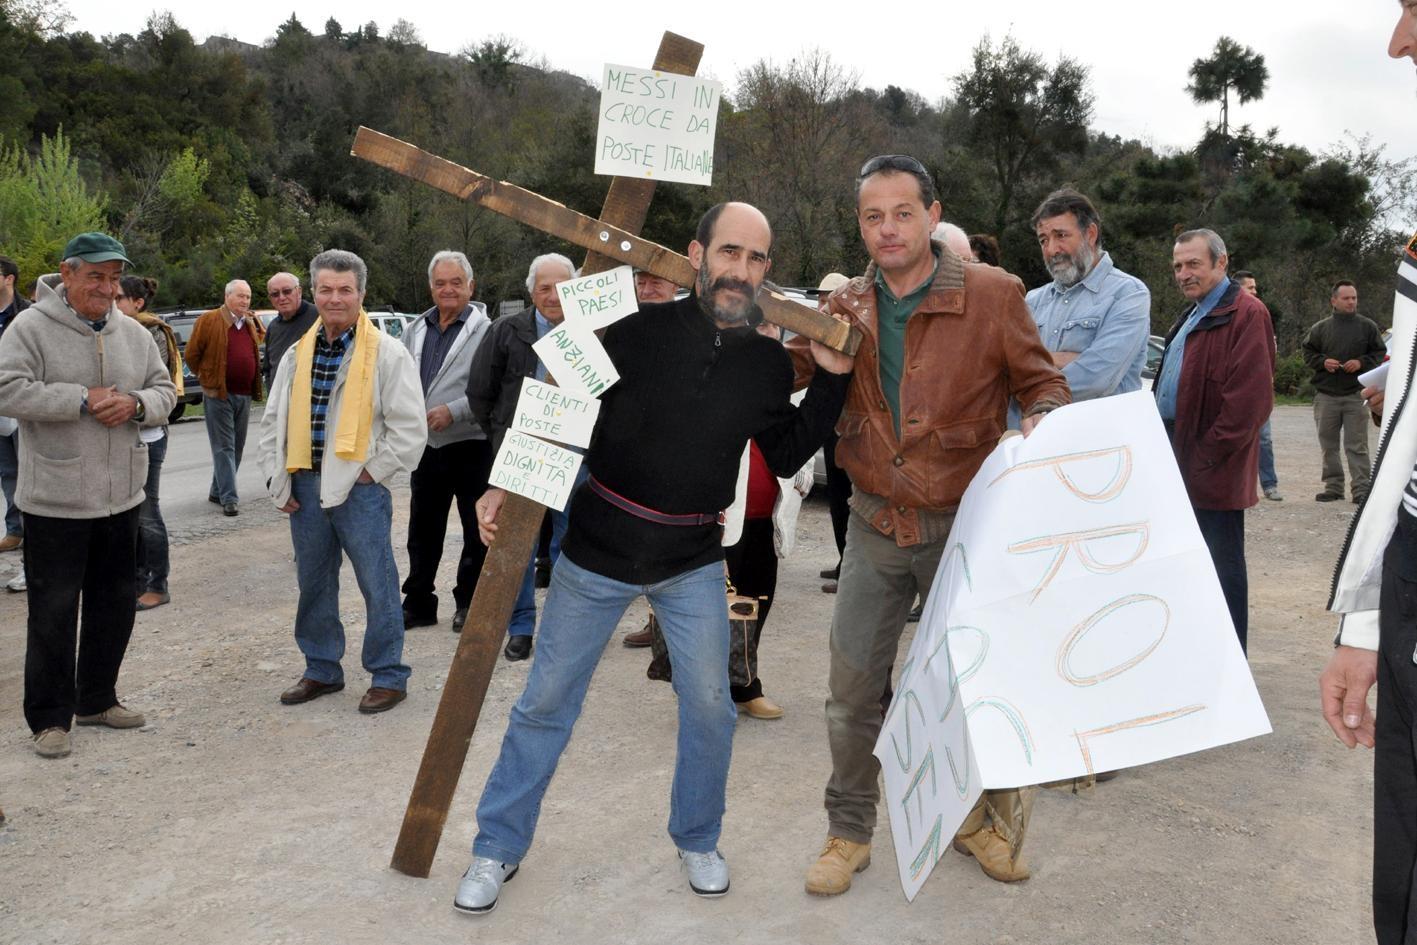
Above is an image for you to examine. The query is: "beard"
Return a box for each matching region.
[696,267,758,325]
[1046,242,1098,288]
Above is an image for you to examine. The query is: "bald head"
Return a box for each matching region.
[933,222,972,259]
[690,202,773,327]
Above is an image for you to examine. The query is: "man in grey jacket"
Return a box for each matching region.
[0,232,176,759]
[402,250,493,633]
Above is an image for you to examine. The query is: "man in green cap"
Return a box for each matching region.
[0,232,176,759]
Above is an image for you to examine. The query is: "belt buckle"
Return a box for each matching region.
[715,512,726,526]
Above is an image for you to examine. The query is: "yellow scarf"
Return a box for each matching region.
[127,311,185,397]
[285,309,380,472]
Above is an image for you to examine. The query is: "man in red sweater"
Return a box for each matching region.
[184,279,264,516]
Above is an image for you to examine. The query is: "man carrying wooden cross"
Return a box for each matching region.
[454,201,853,914]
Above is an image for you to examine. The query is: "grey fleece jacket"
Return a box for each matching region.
[0,274,177,518]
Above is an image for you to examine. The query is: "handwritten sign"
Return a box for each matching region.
[490,430,585,512]
[595,64,721,186]
[510,377,601,449]
[875,392,1271,900]
[558,265,638,331]
[532,319,620,400]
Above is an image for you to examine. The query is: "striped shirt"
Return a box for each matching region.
[310,323,356,472]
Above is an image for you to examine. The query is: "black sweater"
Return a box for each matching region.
[561,296,850,584]
[1301,311,1386,396]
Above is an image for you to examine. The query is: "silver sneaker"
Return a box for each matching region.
[679,848,730,897]
[453,856,517,915]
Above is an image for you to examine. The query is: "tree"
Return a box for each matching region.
[722,49,880,283]
[953,34,1094,234]
[1186,37,1268,139]
[464,35,525,91]
[323,17,341,41]
[0,129,106,291]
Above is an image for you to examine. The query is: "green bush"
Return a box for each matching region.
[1274,351,1310,397]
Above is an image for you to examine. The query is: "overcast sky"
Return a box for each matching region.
[62,1,1417,163]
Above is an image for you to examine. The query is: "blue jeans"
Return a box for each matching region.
[204,393,250,504]
[1258,416,1277,490]
[288,472,410,690]
[473,556,737,864]
[508,468,588,638]
[136,433,169,594]
[0,429,19,536]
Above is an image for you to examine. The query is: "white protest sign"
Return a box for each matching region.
[510,377,601,450]
[532,319,620,400]
[558,265,638,331]
[490,430,585,512]
[875,391,1271,900]
[595,64,721,186]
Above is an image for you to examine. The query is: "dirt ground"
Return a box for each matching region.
[0,404,1382,945]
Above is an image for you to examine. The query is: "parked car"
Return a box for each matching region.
[1141,334,1165,391]
[156,306,210,422]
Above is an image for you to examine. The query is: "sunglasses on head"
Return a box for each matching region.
[859,154,928,178]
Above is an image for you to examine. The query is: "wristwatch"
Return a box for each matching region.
[131,395,145,422]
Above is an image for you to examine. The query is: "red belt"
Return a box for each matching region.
[588,476,724,527]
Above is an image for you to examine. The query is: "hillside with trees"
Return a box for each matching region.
[2,3,1412,384]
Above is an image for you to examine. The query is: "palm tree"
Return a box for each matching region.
[1186,37,1268,138]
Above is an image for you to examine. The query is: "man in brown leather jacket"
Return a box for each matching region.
[793,155,1069,895]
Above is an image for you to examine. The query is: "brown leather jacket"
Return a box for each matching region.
[184,306,265,401]
[791,244,1069,545]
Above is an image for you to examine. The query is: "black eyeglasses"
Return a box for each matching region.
[269,287,297,298]
[859,154,928,179]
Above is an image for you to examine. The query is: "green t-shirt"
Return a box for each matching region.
[874,256,937,439]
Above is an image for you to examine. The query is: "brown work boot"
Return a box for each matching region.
[622,620,654,648]
[804,836,871,896]
[952,825,1030,883]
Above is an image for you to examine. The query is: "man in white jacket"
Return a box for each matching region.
[259,250,427,715]
[401,250,492,634]
[1320,8,1417,942]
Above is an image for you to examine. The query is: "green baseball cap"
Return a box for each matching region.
[62,232,131,265]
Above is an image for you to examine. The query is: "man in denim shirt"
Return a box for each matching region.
[1026,188,1150,401]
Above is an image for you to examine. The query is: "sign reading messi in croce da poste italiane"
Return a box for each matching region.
[595,64,721,186]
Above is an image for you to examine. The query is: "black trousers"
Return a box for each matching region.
[823,433,852,564]
[1376,507,1417,944]
[725,517,778,703]
[1194,507,1248,653]
[402,438,492,617]
[23,508,140,733]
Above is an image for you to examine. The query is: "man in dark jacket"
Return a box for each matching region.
[1302,280,1386,503]
[0,254,31,554]
[454,202,851,914]
[262,272,318,389]
[465,252,576,661]
[1154,228,1275,654]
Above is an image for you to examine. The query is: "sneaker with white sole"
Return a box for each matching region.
[7,572,25,592]
[33,727,70,758]
[679,848,730,897]
[453,856,518,915]
[74,704,145,729]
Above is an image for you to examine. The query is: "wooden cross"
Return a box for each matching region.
[351,32,860,879]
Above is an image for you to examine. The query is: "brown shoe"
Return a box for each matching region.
[821,581,838,594]
[280,677,344,705]
[358,687,407,714]
[952,826,1030,883]
[623,621,654,648]
[0,534,20,553]
[136,591,171,611]
[805,836,871,896]
[738,695,784,720]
